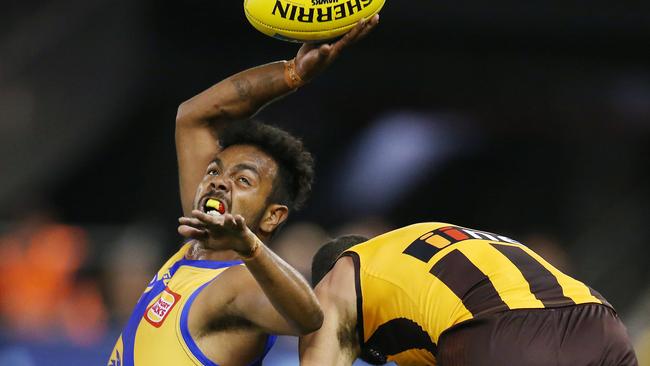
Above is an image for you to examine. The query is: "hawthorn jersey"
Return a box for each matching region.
[342,222,612,365]
[108,243,276,366]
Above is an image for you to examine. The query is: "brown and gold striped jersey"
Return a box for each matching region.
[342,222,611,366]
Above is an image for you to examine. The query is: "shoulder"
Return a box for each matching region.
[190,265,252,314]
[328,256,356,283]
[198,264,254,304]
[316,256,357,315]
[187,264,258,332]
[316,257,360,351]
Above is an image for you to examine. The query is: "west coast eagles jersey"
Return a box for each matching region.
[108,243,276,366]
[343,223,612,365]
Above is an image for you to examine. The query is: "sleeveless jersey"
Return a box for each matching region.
[343,223,612,365]
[108,243,276,366]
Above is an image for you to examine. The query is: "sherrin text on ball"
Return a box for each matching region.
[244,0,385,42]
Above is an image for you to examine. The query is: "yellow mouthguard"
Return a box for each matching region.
[206,199,221,209]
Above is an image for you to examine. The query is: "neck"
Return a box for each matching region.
[185,241,241,262]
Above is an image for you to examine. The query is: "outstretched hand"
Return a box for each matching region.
[294,14,380,83]
[178,210,258,256]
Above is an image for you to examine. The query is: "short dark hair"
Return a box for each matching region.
[220,121,314,211]
[311,235,369,287]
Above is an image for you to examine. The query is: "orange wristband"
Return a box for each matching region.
[284,59,304,89]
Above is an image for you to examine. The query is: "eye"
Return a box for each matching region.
[207,168,219,176]
[238,176,251,186]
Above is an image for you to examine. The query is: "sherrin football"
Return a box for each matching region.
[244,0,384,42]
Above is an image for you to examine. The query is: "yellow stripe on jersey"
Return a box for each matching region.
[518,245,603,305]
[458,241,545,310]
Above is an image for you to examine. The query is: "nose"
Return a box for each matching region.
[209,174,231,192]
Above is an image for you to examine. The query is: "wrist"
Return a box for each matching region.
[236,237,262,260]
[284,59,305,89]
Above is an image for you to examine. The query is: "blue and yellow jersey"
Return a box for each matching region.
[108,243,276,366]
[343,223,612,365]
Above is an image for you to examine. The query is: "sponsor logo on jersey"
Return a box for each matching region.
[144,287,181,328]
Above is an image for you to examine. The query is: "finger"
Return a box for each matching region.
[179,217,205,228]
[192,210,224,226]
[347,18,368,40]
[318,44,332,57]
[298,42,319,55]
[330,19,368,57]
[356,26,373,42]
[340,18,368,44]
[233,215,247,230]
[358,14,379,39]
[219,213,238,228]
[332,22,365,55]
[178,225,208,239]
[347,15,378,43]
[192,209,208,218]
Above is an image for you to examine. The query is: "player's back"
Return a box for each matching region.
[343,222,635,365]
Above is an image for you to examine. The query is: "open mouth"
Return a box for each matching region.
[203,198,226,216]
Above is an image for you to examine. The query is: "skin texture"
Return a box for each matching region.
[172,15,379,366]
[300,257,360,366]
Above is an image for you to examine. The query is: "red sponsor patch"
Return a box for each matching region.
[144,287,181,328]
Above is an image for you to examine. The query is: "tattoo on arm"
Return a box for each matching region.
[231,77,252,100]
[210,106,232,123]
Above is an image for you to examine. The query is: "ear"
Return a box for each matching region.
[258,204,289,236]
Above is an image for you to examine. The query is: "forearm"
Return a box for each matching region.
[243,239,323,334]
[176,14,378,127]
[175,61,297,215]
[176,61,295,127]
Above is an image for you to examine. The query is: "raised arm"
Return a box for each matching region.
[175,61,293,216]
[300,256,360,365]
[175,15,379,216]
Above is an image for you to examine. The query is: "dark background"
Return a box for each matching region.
[1,1,649,364]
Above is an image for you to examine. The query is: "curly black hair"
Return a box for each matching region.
[219,121,314,212]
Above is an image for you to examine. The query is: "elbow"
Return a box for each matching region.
[175,100,193,127]
[175,99,212,130]
[297,307,324,335]
[176,99,238,127]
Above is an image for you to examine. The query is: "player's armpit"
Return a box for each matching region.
[300,257,359,366]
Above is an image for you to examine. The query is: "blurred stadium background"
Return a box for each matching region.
[1,0,649,365]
